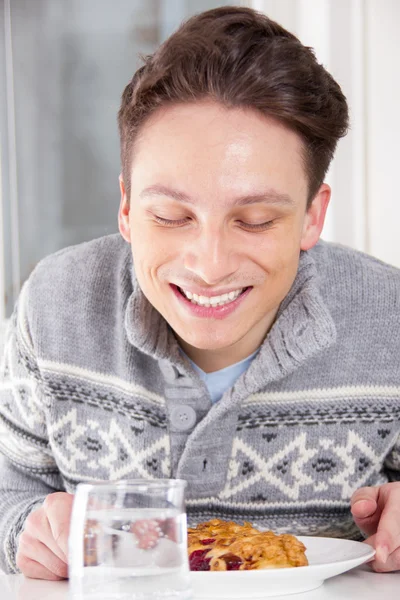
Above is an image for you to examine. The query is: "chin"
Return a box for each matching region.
[175,328,238,352]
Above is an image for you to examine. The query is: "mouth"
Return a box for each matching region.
[179,285,249,307]
[170,284,252,319]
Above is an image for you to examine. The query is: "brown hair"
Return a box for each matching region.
[118,6,349,206]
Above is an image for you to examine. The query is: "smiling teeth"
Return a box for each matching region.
[181,288,243,307]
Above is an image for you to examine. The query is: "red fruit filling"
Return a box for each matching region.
[220,553,243,571]
[200,538,216,545]
[189,549,212,571]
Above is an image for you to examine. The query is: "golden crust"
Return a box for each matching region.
[188,519,308,571]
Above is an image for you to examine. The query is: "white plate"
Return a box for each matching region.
[190,536,375,598]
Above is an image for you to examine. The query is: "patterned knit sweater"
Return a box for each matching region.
[0,234,400,574]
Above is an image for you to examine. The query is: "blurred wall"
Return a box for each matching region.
[366,0,400,267]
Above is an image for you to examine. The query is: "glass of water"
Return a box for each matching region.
[69,479,192,600]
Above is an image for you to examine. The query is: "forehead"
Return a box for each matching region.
[131,101,308,201]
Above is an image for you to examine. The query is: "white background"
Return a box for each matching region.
[255,0,400,266]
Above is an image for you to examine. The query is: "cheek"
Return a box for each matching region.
[130,219,164,261]
[129,225,178,288]
[254,226,302,274]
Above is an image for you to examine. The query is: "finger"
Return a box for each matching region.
[351,486,378,517]
[44,493,74,559]
[351,498,377,519]
[351,487,380,536]
[16,554,65,581]
[131,519,163,549]
[18,533,68,579]
[364,531,391,565]
[352,504,382,537]
[374,488,400,560]
[362,533,378,561]
[351,486,379,505]
[24,507,68,563]
[369,544,400,573]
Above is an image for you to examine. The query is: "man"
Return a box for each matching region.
[0,6,399,580]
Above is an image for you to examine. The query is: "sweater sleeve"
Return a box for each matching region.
[0,288,65,574]
[384,433,400,482]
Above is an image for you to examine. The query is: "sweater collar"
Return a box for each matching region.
[124,247,336,387]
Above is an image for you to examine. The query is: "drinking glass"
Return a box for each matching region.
[68,479,192,600]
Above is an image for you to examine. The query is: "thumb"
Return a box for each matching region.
[351,487,380,536]
[45,492,75,559]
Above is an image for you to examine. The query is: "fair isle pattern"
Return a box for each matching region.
[1,314,399,508]
[43,370,167,428]
[239,387,400,431]
[0,312,52,471]
[222,430,385,501]
[38,360,165,406]
[48,409,171,483]
[1,307,399,523]
[0,302,171,483]
[0,422,55,471]
[0,325,43,431]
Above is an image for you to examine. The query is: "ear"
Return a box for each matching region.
[300,183,331,251]
[118,174,131,243]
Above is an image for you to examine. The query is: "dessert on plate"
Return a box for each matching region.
[188,518,308,571]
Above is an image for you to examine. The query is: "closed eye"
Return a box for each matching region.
[238,220,275,232]
[153,215,190,227]
[153,215,275,231]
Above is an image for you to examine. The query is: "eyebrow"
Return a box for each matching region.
[139,184,294,207]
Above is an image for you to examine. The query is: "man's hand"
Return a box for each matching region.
[351,482,400,572]
[16,492,74,580]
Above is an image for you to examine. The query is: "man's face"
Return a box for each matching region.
[119,102,329,369]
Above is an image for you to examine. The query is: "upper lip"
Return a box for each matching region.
[172,283,249,297]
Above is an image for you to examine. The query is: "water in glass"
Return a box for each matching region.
[69,480,192,600]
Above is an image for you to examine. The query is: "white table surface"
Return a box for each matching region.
[0,565,399,600]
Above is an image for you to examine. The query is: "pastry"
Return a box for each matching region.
[188,518,308,571]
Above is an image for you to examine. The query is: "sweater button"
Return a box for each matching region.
[170,405,197,431]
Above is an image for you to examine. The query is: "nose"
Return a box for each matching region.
[183,223,239,286]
